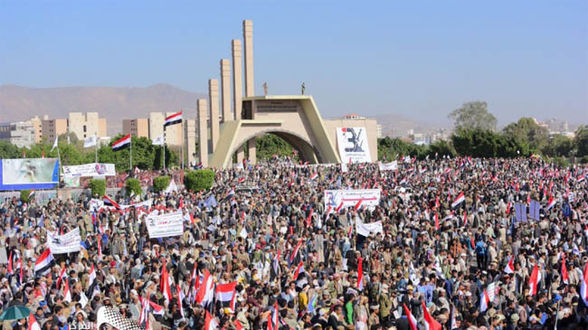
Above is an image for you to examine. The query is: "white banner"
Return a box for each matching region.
[145,211,184,238]
[47,228,82,254]
[336,127,371,163]
[324,189,381,210]
[356,220,383,237]
[63,163,116,178]
[379,161,398,171]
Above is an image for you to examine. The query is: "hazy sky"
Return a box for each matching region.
[1,0,587,126]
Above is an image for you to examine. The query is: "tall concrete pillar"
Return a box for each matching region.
[248,139,256,164]
[208,79,220,151]
[220,59,232,122]
[232,39,243,120]
[196,99,208,167]
[243,20,254,97]
[232,39,245,163]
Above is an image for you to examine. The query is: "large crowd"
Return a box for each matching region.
[0,157,587,329]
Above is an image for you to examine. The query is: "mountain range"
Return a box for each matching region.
[0,83,437,137]
[0,84,206,135]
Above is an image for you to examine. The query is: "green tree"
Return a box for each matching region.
[575,125,588,157]
[503,117,549,153]
[102,135,164,171]
[428,140,457,158]
[153,145,179,170]
[449,101,497,132]
[89,179,106,197]
[0,141,22,158]
[255,134,295,160]
[184,169,215,191]
[153,176,171,193]
[125,178,142,197]
[451,128,526,158]
[542,135,574,157]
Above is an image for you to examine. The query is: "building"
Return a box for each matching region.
[122,118,149,138]
[0,121,36,148]
[27,115,46,143]
[148,112,184,146]
[41,118,68,142]
[67,112,107,140]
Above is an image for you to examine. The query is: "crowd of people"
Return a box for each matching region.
[0,156,587,329]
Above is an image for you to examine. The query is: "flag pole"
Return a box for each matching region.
[95,135,98,163]
[181,116,184,170]
[163,126,167,171]
[129,136,133,173]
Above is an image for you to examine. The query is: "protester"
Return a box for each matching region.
[0,156,587,329]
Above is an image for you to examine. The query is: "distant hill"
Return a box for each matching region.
[373,113,442,137]
[0,84,206,135]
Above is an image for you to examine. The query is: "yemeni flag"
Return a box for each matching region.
[56,266,67,290]
[580,262,588,306]
[204,310,218,330]
[306,207,314,227]
[63,278,72,303]
[164,111,183,127]
[28,313,41,330]
[403,303,418,330]
[422,301,442,330]
[463,210,468,226]
[103,195,121,210]
[561,254,569,285]
[546,195,556,211]
[451,192,465,209]
[357,257,364,291]
[354,199,363,211]
[112,134,131,151]
[310,172,318,180]
[34,249,54,276]
[7,251,13,275]
[176,284,185,319]
[268,301,279,330]
[195,269,214,307]
[28,190,35,200]
[480,288,490,312]
[160,260,172,305]
[293,261,305,281]
[434,213,439,231]
[528,264,541,296]
[215,281,237,312]
[504,256,515,274]
[289,241,303,264]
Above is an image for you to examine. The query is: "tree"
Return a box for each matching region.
[184,169,215,191]
[153,176,171,193]
[542,135,573,157]
[89,179,106,197]
[575,125,588,157]
[449,101,497,132]
[503,117,549,153]
[0,141,22,159]
[451,128,526,158]
[428,140,457,158]
[255,134,295,160]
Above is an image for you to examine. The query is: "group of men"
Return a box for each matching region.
[0,156,587,329]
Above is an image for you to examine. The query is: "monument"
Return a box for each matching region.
[194,20,378,168]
